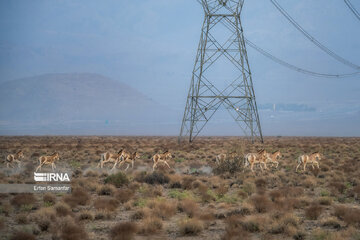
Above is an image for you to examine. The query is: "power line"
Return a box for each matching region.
[344,0,360,22]
[270,0,360,70]
[245,38,360,78]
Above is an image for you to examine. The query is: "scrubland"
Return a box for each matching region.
[0,136,360,240]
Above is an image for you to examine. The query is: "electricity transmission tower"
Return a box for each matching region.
[179,0,263,143]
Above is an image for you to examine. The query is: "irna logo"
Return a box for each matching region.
[34,172,70,182]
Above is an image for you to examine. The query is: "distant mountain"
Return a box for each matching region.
[0,73,177,135]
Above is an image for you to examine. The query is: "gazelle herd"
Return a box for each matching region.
[4,148,322,173]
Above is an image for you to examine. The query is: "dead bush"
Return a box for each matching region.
[63,187,90,207]
[10,231,36,240]
[179,218,203,236]
[142,172,169,185]
[148,199,176,219]
[54,216,89,240]
[78,211,94,221]
[110,222,137,240]
[213,157,242,174]
[139,217,163,235]
[178,199,199,218]
[115,188,135,203]
[43,193,56,205]
[97,184,117,196]
[55,202,72,217]
[10,193,36,207]
[94,197,119,212]
[15,213,28,224]
[31,207,56,231]
[223,215,250,240]
[305,203,323,220]
[321,217,341,229]
[251,194,271,213]
[334,205,360,226]
[181,176,196,189]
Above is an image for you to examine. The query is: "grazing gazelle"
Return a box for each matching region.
[265,150,282,168]
[152,151,173,170]
[36,152,59,172]
[6,150,24,168]
[115,151,141,171]
[244,149,268,172]
[296,152,321,172]
[97,149,123,169]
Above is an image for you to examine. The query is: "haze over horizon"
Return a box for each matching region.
[0,0,359,136]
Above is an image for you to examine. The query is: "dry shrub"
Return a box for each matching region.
[269,189,283,202]
[54,202,72,217]
[178,199,199,218]
[116,188,135,203]
[10,193,36,207]
[110,222,137,240]
[97,184,117,196]
[255,178,267,189]
[213,157,242,174]
[131,208,150,220]
[15,213,28,224]
[321,217,341,229]
[329,181,346,194]
[305,203,323,220]
[94,210,112,220]
[334,205,360,226]
[78,211,94,221]
[53,216,89,240]
[241,216,261,232]
[43,193,56,205]
[318,197,332,206]
[168,174,182,188]
[105,172,129,187]
[31,207,56,231]
[216,184,229,197]
[179,218,203,236]
[63,187,90,207]
[10,231,36,240]
[223,215,249,240]
[148,199,176,219]
[303,178,316,188]
[181,175,196,189]
[0,218,4,230]
[239,203,254,216]
[139,217,163,235]
[94,197,119,212]
[250,194,271,213]
[0,202,12,216]
[143,172,169,185]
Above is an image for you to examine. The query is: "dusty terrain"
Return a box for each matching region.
[0,136,360,240]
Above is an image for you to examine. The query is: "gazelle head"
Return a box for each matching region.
[134,152,141,160]
[312,152,322,160]
[17,150,24,158]
[165,152,173,159]
[53,152,60,160]
[273,150,281,158]
[118,149,123,154]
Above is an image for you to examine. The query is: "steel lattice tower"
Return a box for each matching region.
[179,0,263,143]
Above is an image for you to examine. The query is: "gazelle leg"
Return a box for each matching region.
[312,163,315,169]
[164,161,171,169]
[111,160,119,170]
[125,163,130,171]
[275,161,279,168]
[251,163,255,172]
[153,162,157,171]
[303,163,307,171]
[259,163,263,172]
[132,160,134,169]
[316,161,320,169]
[296,163,301,172]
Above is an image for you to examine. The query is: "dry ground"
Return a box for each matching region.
[0,136,360,240]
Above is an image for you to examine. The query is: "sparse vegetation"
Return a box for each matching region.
[1,136,360,239]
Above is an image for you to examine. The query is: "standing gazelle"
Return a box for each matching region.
[6,150,24,168]
[36,152,59,172]
[296,152,321,172]
[152,151,172,170]
[97,149,123,169]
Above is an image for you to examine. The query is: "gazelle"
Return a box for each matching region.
[265,150,281,168]
[115,151,141,171]
[97,149,123,169]
[215,152,237,165]
[6,150,24,168]
[36,152,59,172]
[152,151,172,170]
[296,152,321,172]
[244,149,268,172]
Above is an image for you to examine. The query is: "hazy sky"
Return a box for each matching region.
[0,0,359,136]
